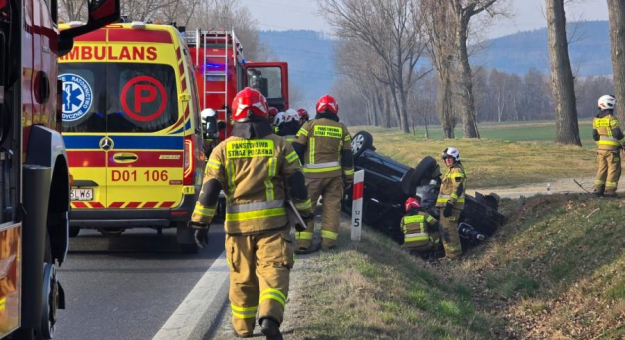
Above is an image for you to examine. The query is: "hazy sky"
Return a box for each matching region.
[241,0,609,38]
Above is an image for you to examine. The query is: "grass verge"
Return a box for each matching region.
[293,194,624,340]
[355,126,597,188]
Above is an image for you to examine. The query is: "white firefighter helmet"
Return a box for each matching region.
[273,111,286,126]
[598,95,616,111]
[441,147,460,162]
[284,108,300,123]
[201,108,218,121]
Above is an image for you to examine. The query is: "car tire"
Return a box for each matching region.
[351,131,373,158]
[401,156,439,195]
[69,226,80,238]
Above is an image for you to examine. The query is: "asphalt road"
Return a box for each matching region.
[54,225,226,340]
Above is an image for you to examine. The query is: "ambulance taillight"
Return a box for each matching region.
[183,136,195,185]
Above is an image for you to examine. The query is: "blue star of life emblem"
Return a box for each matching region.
[58,73,93,122]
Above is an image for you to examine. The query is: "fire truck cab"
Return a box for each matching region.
[0,0,120,339]
[185,30,289,141]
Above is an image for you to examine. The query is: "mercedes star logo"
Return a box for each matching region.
[99,137,113,150]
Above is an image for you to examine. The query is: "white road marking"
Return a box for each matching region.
[152,251,230,340]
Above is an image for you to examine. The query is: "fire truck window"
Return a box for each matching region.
[247,67,282,100]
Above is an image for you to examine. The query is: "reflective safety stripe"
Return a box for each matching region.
[595,179,606,185]
[426,215,435,223]
[296,128,309,137]
[606,181,618,188]
[295,199,312,210]
[597,136,621,146]
[343,134,351,142]
[285,135,296,143]
[304,161,341,169]
[450,193,459,199]
[227,160,236,193]
[286,151,299,163]
[405,232,430,242]
[207,159,222,170]
[226,207,286,222]
[193,203,215,217]
[321,230,338,240]
[231,304,258,319]
[403,215,425,223]
[295,231,313,240]
[227,200,285,213]
[343,168,354,176]
[259,288,286,307]
[437,195,465,204]
[264,158,277,201]
[309,138,315,164]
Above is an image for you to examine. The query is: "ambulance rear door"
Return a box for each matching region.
[104,29,185,210]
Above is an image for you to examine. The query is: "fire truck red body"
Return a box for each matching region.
[185,30,289,140]
[0,1,119,339]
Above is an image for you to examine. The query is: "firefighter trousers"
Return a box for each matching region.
[226,228,294,336]
[439,208,462,259]
[295,176,343,250]
[594,149,621,194]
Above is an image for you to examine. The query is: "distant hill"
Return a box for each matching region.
[259,30,336,106]
[472,20,612,76]
[260,21,613,104]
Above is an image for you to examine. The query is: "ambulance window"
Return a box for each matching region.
[59,63,179,133]
[108,63,178,133]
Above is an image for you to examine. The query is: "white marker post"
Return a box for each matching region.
[351,170,365,241]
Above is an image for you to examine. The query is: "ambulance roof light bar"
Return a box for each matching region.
[131,21,146,29]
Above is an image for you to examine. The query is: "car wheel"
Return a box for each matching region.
[401,156,439,195]
[351,131,373,158]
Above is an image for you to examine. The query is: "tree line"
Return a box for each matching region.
[337,67,615,131]
[322,0,625,145]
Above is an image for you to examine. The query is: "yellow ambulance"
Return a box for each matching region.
[59,22,206,252]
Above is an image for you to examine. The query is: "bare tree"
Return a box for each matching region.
[59,0,87,21]
[318,0,427,133]
[422,0,457,138]
[447,0,506,138]
[607,0,625,122]
[545,0,581,145]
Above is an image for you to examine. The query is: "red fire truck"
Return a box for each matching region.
[0,0,119,339]
[184,29,289,140]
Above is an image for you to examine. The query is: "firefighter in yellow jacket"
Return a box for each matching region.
[401,197,440,254]
[190,87,313,340]
[436,147,466,259]
[593,95,624,197]
[292,95,354,252]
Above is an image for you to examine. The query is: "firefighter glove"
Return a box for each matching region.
[443,201,454,218]
[189,221,210,248]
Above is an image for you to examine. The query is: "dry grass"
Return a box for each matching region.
[289,194,624,340]
[356,127,598,189]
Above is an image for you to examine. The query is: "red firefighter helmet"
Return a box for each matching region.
[232,87,269,122]
[316,95,339,114]
[297,108,310,122]
[268,106,279,120]
[405,197,421,212]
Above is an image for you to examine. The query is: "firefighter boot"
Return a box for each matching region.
[260,318,283,340]
[320,177,343,250]
[439,209,462,259]
[296,178,322,251]
[605,151,621,196]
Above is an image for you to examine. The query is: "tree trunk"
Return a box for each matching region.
[438,60,455,139]
[381,90,392,128]
[546,0,582,146]
[399,88,411,133]
[456,16,480,138]
[608,0,625,122]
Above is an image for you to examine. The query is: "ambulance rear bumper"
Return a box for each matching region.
[70,193,196,228]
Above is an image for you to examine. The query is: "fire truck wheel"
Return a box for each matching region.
[68,227,80,238]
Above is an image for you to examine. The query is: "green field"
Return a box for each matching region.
[356,120,595,146]
[351,121,599,188]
